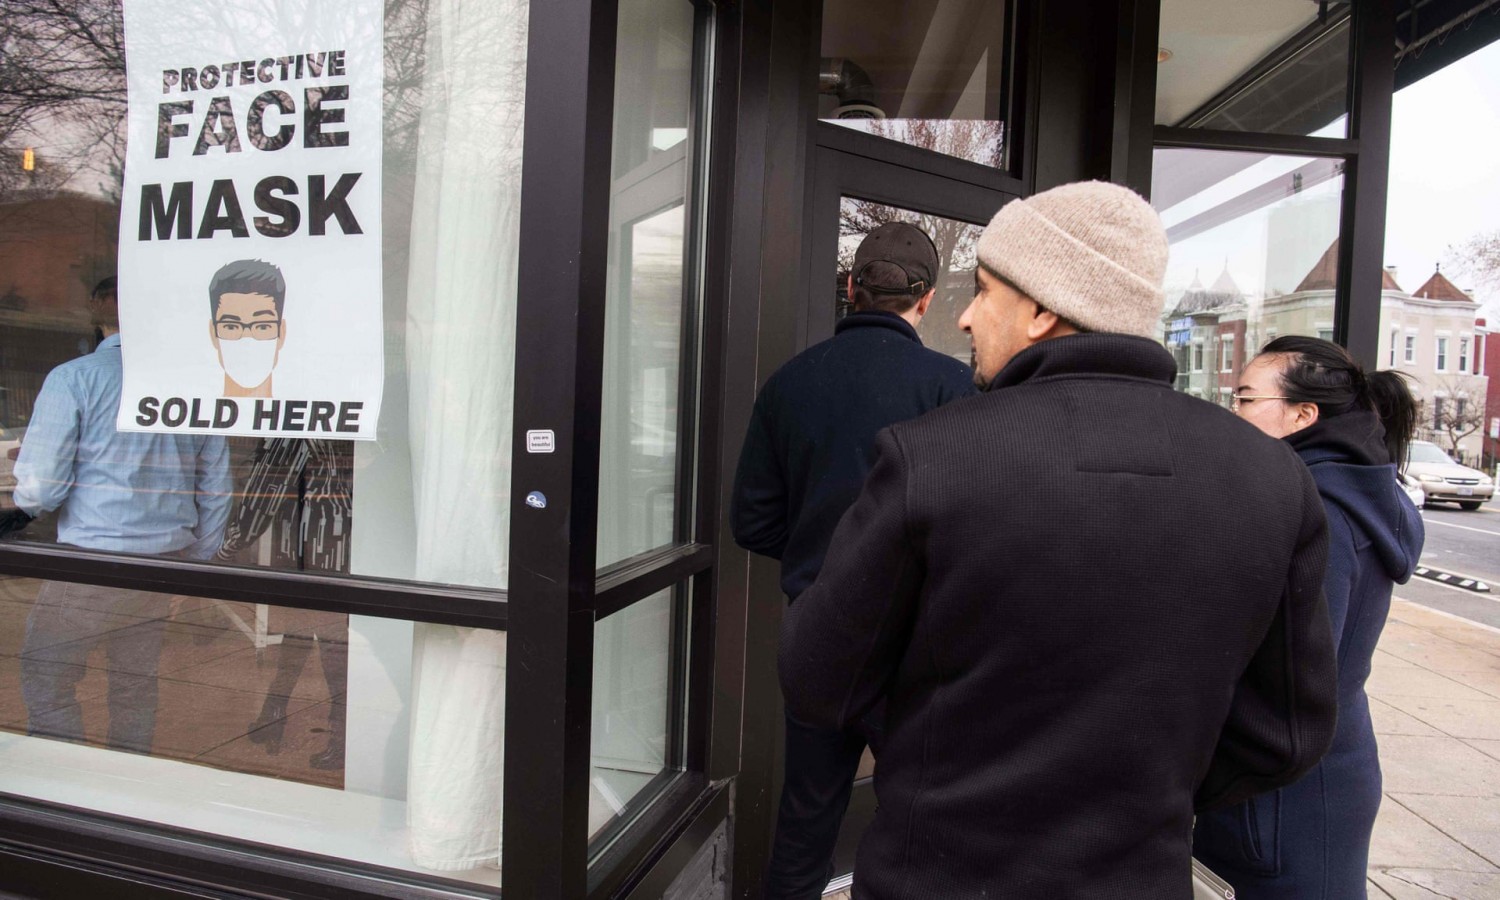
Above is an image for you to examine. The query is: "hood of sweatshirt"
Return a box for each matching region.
[1285,410,1423,584]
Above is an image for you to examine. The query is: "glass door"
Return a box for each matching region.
[802,137,1014,884]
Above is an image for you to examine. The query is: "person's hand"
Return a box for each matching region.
[0,508,33,540]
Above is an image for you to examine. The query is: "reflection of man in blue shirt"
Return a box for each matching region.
[10,276,231,752]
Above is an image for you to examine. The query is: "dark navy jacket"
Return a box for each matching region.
[730,311,975,599]
[1195,410,1423,900]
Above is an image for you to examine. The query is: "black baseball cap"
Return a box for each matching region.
[851,222,939,296]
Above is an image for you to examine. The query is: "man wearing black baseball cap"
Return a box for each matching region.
[731,222,975,898]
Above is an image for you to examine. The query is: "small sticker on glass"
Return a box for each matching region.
[526,429,556,453]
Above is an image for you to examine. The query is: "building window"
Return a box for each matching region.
[1437,337,1449,372]
[1405,334,1417,364]
[1318,328,1334,342]
[1390,330,1399,367]
[1192,341,1204,373]
[1459,337,1470,372]
[1220,337,1234,373]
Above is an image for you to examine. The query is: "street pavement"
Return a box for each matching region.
[1363,493,1500,899]
[1405,495,1500,631]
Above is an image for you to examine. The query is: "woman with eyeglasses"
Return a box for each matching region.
[1194,335,1424,900]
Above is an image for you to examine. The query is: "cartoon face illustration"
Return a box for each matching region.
[208,260,287,397]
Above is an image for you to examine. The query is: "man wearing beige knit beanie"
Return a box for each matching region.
[959,179,1170,387]
[780,181,1337,898]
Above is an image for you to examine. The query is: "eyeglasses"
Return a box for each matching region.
[214,319,281,341]
[1230,394,1290,412]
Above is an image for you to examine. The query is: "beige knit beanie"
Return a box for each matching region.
[975,181,1168,340]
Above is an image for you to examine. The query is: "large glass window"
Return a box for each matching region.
[597,0,703,568]
[589,585,685,852]
[1156,0,1351,136]
[0,575,510,885]
[818,0,1013,169]
[0,0,529,596]
[1152,148,1345,406]
[0,0,541,882]
[837,197,982,365]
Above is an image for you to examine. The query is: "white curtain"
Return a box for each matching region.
[402,0,527,871]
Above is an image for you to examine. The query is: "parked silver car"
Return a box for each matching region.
[1405,441,1495,510]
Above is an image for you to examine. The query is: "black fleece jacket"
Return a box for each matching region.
[730,311,975,599]
[780,333,1338,900]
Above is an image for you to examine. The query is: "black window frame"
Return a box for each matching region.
[0,0,731,898]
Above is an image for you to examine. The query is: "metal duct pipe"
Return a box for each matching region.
[818,58,885,119]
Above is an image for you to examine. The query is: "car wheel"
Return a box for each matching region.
[1459,501,1483,511]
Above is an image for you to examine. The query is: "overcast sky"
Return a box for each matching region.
[1386,37,1500,318]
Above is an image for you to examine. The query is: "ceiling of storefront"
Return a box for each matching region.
[1155,0,1338,126]
[819,0,1004,119]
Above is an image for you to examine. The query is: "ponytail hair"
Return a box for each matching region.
[1260,335,1418,465]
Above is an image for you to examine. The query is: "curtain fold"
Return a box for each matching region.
[402,0,527,871]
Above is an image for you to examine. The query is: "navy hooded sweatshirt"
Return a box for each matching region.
[1195,409,1424,899]
[730,311,975,599]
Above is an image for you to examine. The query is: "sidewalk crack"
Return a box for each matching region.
[1386,794,1500,871]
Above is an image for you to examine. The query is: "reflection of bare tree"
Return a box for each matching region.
[867,119,1004,169]
[0,0,127,203]
[835,120,1000,279]
[839,199,979,281]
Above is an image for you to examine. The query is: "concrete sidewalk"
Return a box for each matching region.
[1366,597,1500,899]
[827,597,1500,899]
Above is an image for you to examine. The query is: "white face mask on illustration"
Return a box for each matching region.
[219,337,280,389]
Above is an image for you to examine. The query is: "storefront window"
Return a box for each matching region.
[818,0,1012,169]
[0,574,511,884]
[589,585,683,850]
[0,0,549,883]
[1156,0,1350,136]
[0,0,531,594]
[836,197,981,365]
[1151,148,1345,406]
[597,0,703,568]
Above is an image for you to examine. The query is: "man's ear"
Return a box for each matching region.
[914,289,935,318]
[1026,304,1061,341]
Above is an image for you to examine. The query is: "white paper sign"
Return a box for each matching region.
[116,0,384,439]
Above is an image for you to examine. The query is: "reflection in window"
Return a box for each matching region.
[1156,0,1350,136]
[1152,148,1345,407]
[0,575,503,884]
[590,0,701,857]
[589,587,681,849]
[597,0,700,568]
[0,0,539,881]
[819,0,1011,168]
[837,198,982,365]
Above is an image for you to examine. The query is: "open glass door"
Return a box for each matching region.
[802,138,1014,887]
